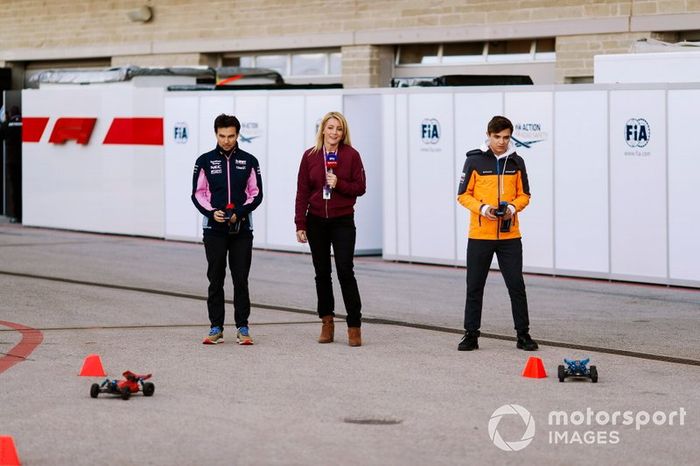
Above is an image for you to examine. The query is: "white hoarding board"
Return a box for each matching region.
[505,92,554,272]
[381,94,398,258]
[609,90,667,282]
[395,94,411,258]
[164,95,200,240]
[266,95,306,251]
[344,94,383,254]
[667,90,700,284]
[198,96,235,155]
[553,91,609,275]
[235,95,269,246]
[408,93,455,262]
[22,87,165,237]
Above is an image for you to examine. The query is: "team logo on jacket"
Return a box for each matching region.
[625,118,650,148]
[421,119,440,144]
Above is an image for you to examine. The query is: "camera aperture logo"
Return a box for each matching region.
[487,404,686,451]
[488,404,536,452]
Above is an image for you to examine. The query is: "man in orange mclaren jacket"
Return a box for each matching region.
[456,115,538,352]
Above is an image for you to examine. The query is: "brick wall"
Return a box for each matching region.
[1,1,700,86]
[556,31,684,82]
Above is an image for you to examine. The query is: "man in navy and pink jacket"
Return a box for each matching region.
[191,114,263,346]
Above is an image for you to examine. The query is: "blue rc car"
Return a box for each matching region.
[558,358,598,383]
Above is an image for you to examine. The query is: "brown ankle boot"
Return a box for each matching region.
[348,327,362,347]
[318,315,334,343]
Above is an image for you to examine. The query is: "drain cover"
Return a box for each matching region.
[343,417,402,425]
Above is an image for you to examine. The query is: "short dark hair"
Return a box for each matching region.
[487,116,513,134]
[214,114,241,133]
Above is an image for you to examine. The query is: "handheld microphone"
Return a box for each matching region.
[325,152,338,173]
[323,152,337,200]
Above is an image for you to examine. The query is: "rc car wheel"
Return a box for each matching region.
[558,365,565,382]
[120,387,131,400]
[90,383,100,398]
[590,366,598,383]
[142,382,155,397]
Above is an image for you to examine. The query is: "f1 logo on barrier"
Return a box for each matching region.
[48,118,97,144]
[22,117,164,146]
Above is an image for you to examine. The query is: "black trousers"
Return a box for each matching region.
[306,214,362,327]
[464,238,530,334]
[203,232,253,329]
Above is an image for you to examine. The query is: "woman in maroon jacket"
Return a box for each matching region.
[295,111,366,346]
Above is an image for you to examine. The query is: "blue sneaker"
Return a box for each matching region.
[203,326,224,345]
[236,326,253,345]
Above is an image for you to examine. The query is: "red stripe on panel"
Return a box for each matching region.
[21,117,50,142]
[103,117,164,145]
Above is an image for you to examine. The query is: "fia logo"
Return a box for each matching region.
[174,122,189,144]
[421,119,440,144]
[625,118,650,148]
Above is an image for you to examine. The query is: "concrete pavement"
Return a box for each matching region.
[0,224,698,465]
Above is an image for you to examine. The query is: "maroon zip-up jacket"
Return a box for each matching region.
[295,144,366,231]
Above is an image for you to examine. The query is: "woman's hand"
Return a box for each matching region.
[326,172,337,188]
[296,230,308,243]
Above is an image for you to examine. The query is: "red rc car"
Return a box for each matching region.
[90,371,155,400]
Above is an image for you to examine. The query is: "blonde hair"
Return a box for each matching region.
[313,111,352,153]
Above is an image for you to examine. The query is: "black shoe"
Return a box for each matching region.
[458,331,480,351]
[516,333,539,351]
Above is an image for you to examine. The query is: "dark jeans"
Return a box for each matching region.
[306,214,362,327]
[464,238,530,334]
[203,232,253,329]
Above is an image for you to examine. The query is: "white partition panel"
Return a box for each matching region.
[234,95,269,247]
[382,94,398,257]
[22,87,165,237]
[266,95,306,251]
[344,94,382,254]
[667,90,700,285]
[395,94,411,258]
[554,91,609,275]
[505,92,554,272]
[304,94,343,149]
[198,96,235,155]
[453,92,504,263]
[407,93,455,262]
[164,95,200,240]
[609,90,667,282]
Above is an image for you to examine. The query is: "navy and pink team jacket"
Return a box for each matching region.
[191,145,263,237]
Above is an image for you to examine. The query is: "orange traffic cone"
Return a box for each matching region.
[522,356,547,378]
[0,435,21,466]
[79,354,106,377]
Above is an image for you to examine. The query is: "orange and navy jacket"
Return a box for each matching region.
[457,142,530,240]
[191,144,263,237]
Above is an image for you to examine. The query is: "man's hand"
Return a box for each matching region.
[296,230,308,243]
[503,208,514,220]
[213,210,226,223]
[483,206,498,220]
